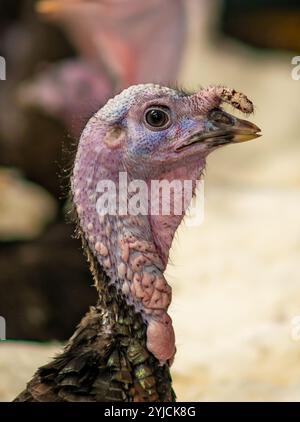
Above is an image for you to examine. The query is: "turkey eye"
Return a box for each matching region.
[144,107,171,129]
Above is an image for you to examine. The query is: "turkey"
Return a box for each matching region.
[14,83,261,402]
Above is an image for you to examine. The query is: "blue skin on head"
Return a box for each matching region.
[124,117,201,157]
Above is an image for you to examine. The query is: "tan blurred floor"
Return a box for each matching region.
[1,0,300,401]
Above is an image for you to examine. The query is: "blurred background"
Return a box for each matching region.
[0,0,300,401]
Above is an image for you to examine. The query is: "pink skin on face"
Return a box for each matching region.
[71,84,257,364]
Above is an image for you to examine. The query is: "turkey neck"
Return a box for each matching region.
[71,122,202,363]
[72,164,175,363]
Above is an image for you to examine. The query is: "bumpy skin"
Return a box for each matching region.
[15,83,258,402]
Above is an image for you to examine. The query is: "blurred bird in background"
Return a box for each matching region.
[19,0,185,135]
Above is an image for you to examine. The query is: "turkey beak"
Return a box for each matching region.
[225,114,261,143]
[204,109,261,145]
[176,109,261,151]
